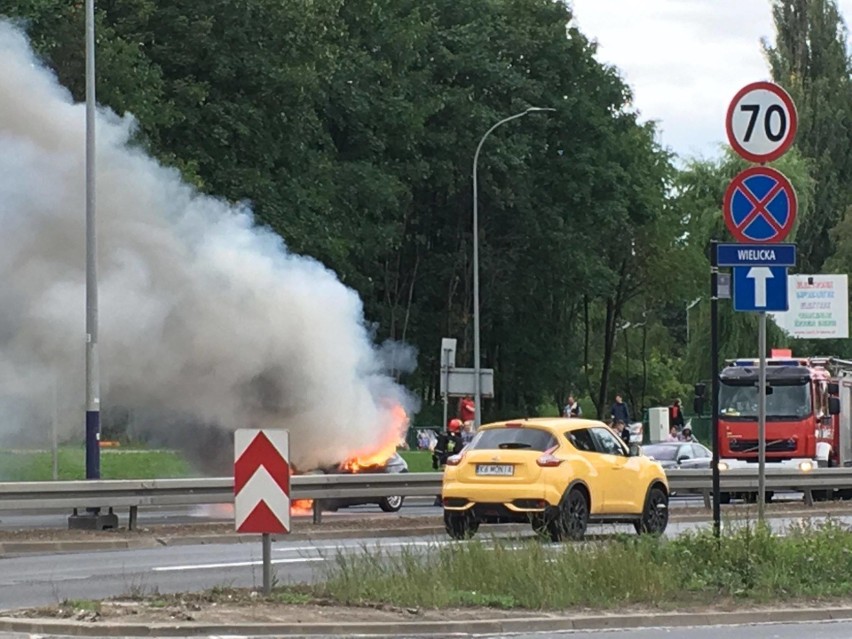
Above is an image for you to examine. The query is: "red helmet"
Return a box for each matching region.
[448,419,462,432]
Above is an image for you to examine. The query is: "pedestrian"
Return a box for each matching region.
[666,425,679,442]
[610,394,630,426]
[461,420,475,446]
[679,425,698,443]
[614,420,631,445]
[670,398,685,431]
[459,395,475,423]
[563,395,582,418]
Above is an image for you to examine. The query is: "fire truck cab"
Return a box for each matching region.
[718,353,852,473]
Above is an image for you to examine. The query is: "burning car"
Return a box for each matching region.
[310,452,409,512]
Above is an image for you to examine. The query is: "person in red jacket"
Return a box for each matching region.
[670,398,685,431]
[459,395,475,422]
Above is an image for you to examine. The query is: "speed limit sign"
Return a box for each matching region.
[726,81,798,163]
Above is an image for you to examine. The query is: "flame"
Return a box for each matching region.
[291,499,314,515]
[340,403,409,472]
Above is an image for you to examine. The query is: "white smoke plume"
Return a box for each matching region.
[0,22,417,472]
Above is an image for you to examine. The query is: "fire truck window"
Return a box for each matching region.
[817,382,828,417]
[720,383,810,419]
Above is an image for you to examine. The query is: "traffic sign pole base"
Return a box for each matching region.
[67,507,119,531]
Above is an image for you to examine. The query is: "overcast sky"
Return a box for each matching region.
[570,0,852,161]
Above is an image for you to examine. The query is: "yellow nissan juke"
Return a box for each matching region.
[441,418,668,541]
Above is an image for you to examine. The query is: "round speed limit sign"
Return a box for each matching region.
[726,81,798,163]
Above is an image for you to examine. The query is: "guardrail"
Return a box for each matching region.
[0,468,850,528]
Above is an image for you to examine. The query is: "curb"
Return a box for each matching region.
[1,606,851,636]
[0,526,453,558]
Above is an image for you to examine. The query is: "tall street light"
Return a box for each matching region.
[686,297,702,344]
[69,0,116,530]
[85,0,101,481]
[471,107,555,428]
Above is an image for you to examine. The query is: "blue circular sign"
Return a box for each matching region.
[723,166,797,243]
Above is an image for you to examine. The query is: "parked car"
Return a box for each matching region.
[441,418,669,541]
[313,452,409,513]
[642,442,713,470]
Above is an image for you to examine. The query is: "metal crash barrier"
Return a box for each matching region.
[0,468,850,528]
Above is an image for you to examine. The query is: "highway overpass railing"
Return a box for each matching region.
[0,468,850,528]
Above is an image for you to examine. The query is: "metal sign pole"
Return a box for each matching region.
[442,348,450,428]
[758,312,767,522]
[710,241,721,538]
[262,532,272,595]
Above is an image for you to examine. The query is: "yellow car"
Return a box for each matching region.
[441,417,668,541]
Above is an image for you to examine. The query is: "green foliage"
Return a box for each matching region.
[764,0,852,271]
[5,0,847,425]
[316,520,852,608]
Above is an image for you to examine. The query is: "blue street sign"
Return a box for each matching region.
[733,266,789,312]
[717,243,796,267]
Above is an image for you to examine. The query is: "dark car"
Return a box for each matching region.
[642,442,713,470]
[314,452,409,513]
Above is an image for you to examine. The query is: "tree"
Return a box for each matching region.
[763,0,852,271]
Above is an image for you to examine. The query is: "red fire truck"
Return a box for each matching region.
[716,350,852,500]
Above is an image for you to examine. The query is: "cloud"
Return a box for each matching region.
[571,0,852,160]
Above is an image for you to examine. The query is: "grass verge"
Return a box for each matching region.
[399,450,434,472]
[0,448,194,481]
[315,519,852,609]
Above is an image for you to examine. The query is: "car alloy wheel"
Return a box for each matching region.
[561,489,589,541]
[635,487,668,535]
[380,495,404,512]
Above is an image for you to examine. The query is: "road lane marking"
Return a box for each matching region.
[273,539,451,553]
[153,557,325,572]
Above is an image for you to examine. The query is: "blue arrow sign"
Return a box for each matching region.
[733,266,789,312]
[717,243,796,267]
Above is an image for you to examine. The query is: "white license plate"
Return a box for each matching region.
[476,464,514,476]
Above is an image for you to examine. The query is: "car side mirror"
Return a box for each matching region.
[829,396,841,415]
[677,455,690,463]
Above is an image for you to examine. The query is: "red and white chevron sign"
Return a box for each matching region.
[234,429,291,534]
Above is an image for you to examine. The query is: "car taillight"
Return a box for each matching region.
[536,453,563,467]
[446,453,464,466]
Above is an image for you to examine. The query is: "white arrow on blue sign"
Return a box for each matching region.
[733,266,789,312]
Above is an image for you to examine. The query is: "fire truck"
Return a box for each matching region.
[714,350,852,500]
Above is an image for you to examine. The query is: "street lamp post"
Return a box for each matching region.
[686,297,702,343]
[472,107,555,428]
[84,0,100,483]
[69,0,117,530]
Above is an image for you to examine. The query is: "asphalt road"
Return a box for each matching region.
[491,621,852,638]
[1,620,852,638]
[2,513,851,612]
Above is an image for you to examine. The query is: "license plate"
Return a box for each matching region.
[476,464,514,476]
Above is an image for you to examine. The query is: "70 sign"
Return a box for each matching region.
[726,81,798,163]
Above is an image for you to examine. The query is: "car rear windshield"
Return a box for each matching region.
[469,427,556,451]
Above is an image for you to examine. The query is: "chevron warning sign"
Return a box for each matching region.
[234,429,291,534]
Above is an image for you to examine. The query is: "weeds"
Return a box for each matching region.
[314,519,852,610]
[61,599,100,613]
